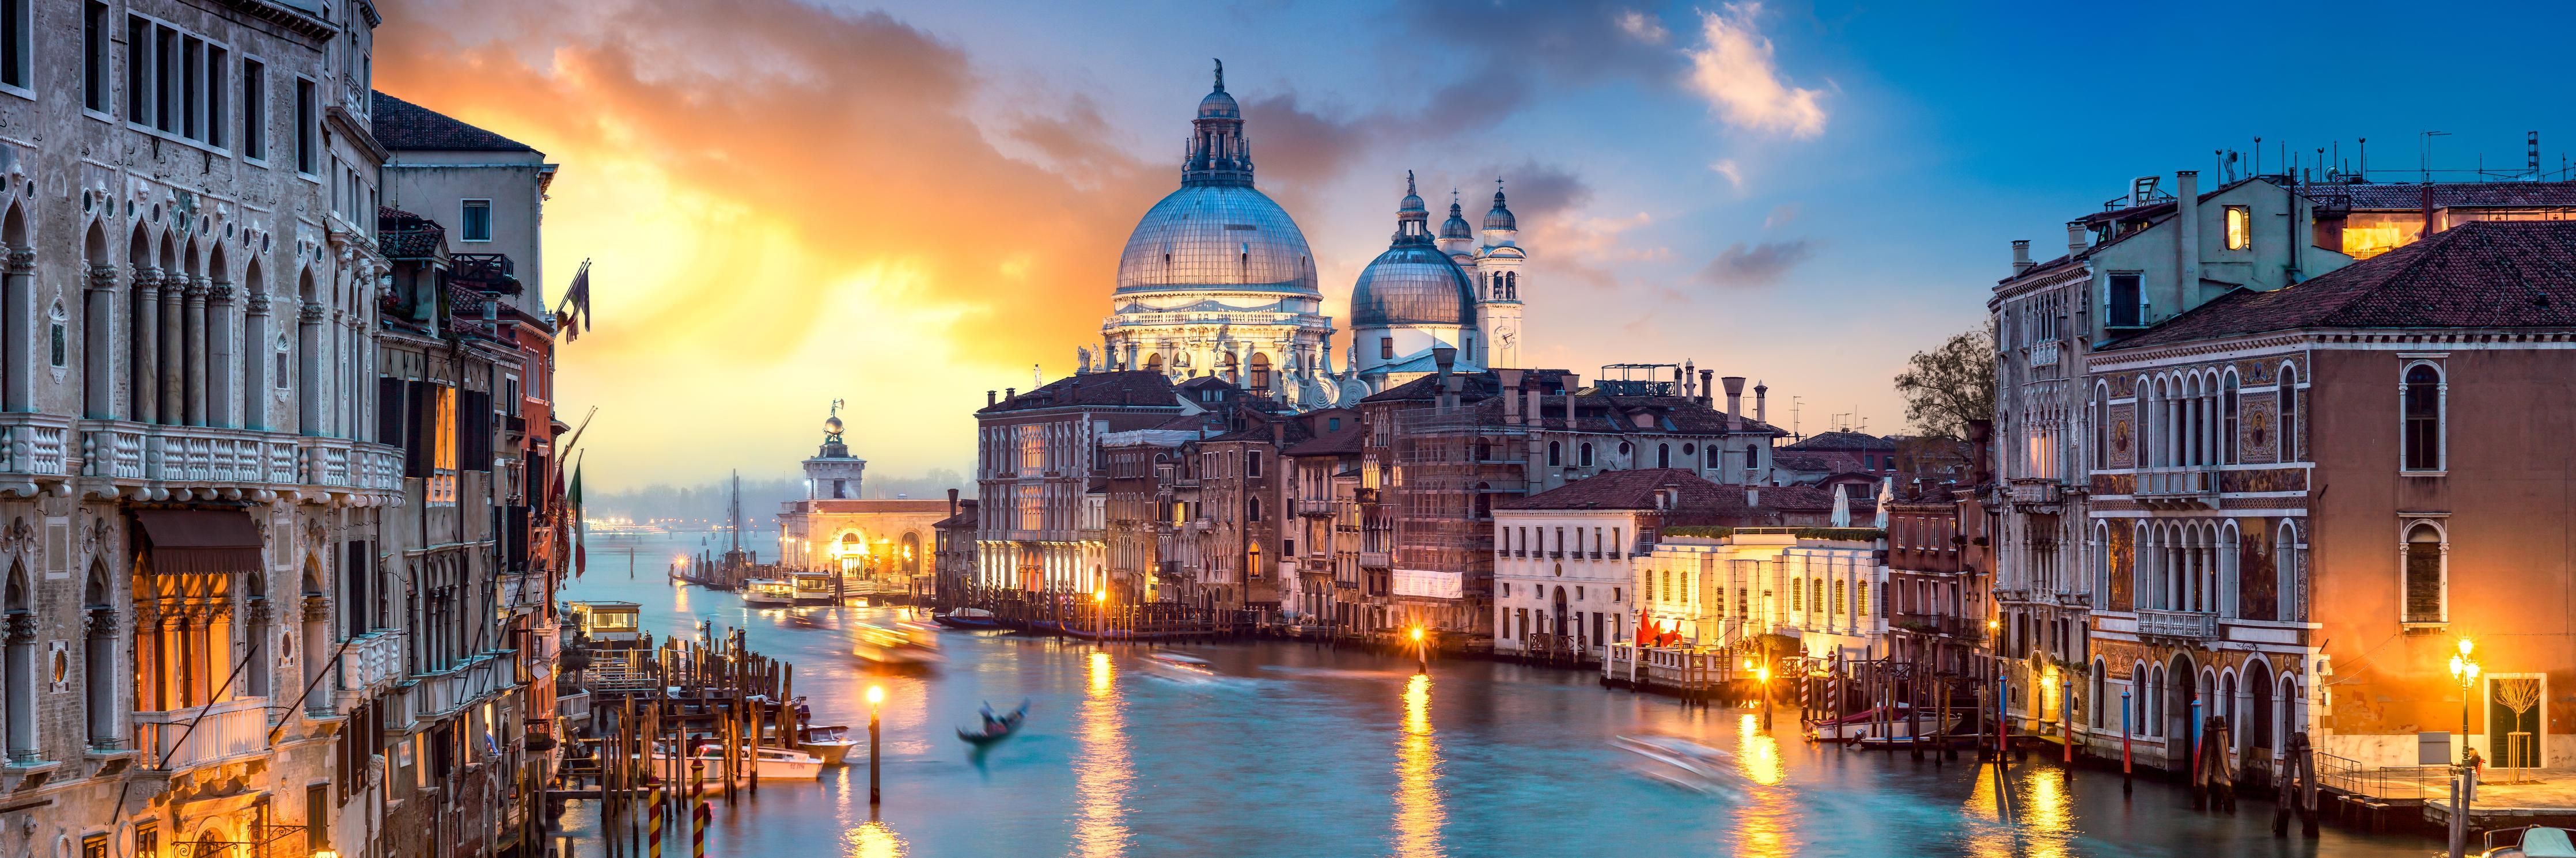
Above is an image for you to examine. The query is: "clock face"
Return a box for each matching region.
[1497,328,1517,348]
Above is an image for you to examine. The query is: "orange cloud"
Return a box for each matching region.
[378,0,1168,488]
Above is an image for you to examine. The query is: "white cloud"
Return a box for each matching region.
[1617,10,1669,44]
[1710,159,1742,188]
[1685,3,1827,138]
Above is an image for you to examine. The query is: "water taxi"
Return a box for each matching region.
[741,578,795,608]
[791,572,839,605]
[853,622,942,666]
[652,742,824,781]
[566,601,643,648]
[796,724,859,765]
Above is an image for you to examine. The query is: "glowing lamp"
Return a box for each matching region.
[2459,637,2475,657]
[1409,628,1424,642]
[866,685,885,706]
[1094,590,1107,603]
[315,851,340,858]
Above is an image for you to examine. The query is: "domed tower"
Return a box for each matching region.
[804,400,866,500]
[1472,180,1525,369]
[1437,190,1475,261]
[1103,60,1336,408]
[1350,172,1480,393]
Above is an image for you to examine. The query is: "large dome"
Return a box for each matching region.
[1116,184,1319,295]
[1351,244,1474,327]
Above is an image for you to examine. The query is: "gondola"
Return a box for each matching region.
[933,608,1001,629]
[957,701,1028,746]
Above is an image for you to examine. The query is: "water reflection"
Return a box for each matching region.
[2018,768,2073,858]
[843,819,907,857]
[1394,672,1444,857]
[1074,651,1133,857]
[1730,713,1795,856]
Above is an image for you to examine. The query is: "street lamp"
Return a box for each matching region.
[1756,665,1775,730]
[2450,637,2481,766]
[1410,627,1427,671]
[1094,589,1109,639]
[866,684,886,804]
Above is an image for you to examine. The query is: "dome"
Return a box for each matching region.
[1351,244,1475,328]
[1483,188,1517,231]
[1197,88,1239,119]
[1116,184,1319,295]
[1439,199,1472,240]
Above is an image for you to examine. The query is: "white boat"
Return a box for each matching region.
[791,573,839,605]
[1805,705,1960,743]
[2486,827,2576,857]
[797,725,859,765]
[1146,652,1214,674]
[741,579,795,608]
[652,742,824,781]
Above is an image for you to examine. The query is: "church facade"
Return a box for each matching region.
[1086,65,1530,409]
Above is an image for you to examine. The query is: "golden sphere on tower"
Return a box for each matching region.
[825,415,844,436]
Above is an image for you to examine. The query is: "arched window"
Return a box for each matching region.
[2092,659,2108,728]
[2404,522,2444,624]
[1579,443,1594,468]
[1790,578,1802,612]
[84,562,117,749]
[2275,519,2305,622]
[1144,352,1164,373]
[2093,522,2111,599]
[1246,496,1262,522]
[1706,445,1722,469]
[1218,351,1240,385]
[2222,372,2240,465]
[2218,521,2240,618]
[2404,363,2442,471]
[1473,483,1491,519]
[1657,443,1670,468]
[2278,365,2299,462]
[1247,353,1272,392]
[5,565,32,759]
[1547,441,1561,467]
[2091,384,2108,470]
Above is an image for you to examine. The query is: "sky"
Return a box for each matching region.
[377,0,2575,492]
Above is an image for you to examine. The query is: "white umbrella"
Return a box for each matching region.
[1874,477,1893,529]
[1829,483,1851,528]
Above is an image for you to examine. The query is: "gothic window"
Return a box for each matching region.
[1580,442,1595,468]
[2279,365,2299,462]
[2275,519,2305,622]
[2403,363,2442,471]
[1547,441,1560,467]
[2404,522,2444,625]
[1657,443,1670,468]
[2222,371,2240,465]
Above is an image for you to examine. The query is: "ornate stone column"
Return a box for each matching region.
[297,301,324,436]
[300,594,329,711]
[131,269,160,424]
[159,276,183,424]
[83,607,118,749]
[85,267,119,419]
[2,246,32,412]
[3,611,33,761]
[183,278,209,426]
[242,292,271,431]
[207,283,235,428]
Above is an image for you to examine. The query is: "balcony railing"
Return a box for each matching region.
[330,631,409,714]
[2029,340,2060,368]
[0,413,72,477]
[1358,551,1392,569]
[2008,479,2063,506]
[135,696,272,772]
[556,690,593,723]
[408,651,513,721]
[66,420,403,495]
[1296,499,1336,517]
[2135,466,2219,501]
[2137,608,2219,639]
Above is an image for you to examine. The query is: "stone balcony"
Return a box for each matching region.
[2138,608,2220,639]
[0,413,404,506]
[327,630,410,715]
[134,696,273,773]
[404,651,515,726]
[2135,466,2219,507]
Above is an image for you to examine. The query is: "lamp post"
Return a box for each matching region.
[1094,589,1109,640]
[1756,665,1774,731]
[1410,627,1426,672]
[866,684,885,805]
[2450,637,2480,766]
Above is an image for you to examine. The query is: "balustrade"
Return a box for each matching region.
[2137,608,2219,639]
[134,696,271,772]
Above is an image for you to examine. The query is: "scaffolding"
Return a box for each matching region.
[1385,407,1527,629]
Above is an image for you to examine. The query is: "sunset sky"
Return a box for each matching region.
[379,0,2572,492]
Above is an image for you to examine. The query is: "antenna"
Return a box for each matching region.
[1790,396,1804,440]
[2420,131,2449,183]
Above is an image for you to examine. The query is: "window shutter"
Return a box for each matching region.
[403,380,430,478]
[377,377,405,446]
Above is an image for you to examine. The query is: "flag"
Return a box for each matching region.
[570,460,586,577]
[556,260,593,341]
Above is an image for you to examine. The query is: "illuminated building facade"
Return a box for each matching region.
[775,405,949,587]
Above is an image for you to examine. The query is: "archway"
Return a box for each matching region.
[1143,352,1163,374]
[1247,353,1271,393]
[1551,586,1568,643]
[2247,659,2276,756]
[2166,654,2198,743]
[900,532,922,575]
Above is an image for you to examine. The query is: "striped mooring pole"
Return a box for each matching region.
[691,760,710,858]
[647,780,665,858]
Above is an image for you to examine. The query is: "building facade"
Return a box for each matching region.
[974,371,1185,594]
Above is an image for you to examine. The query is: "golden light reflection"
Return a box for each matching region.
[2017,768,2073,858]
[843,819,908,858]
[1074,651,1132,857]
[1394,673,1445,857]
[1958,764,2014,857]
[1729,713,1795,855]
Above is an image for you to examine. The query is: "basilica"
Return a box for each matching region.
[1081,63,1528,408]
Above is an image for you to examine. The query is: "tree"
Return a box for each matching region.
[1893,323,1997,442]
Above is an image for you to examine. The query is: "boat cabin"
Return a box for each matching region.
[791,572,838,605]
[567,601,643,647]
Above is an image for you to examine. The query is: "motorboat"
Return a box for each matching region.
[791,572,839,605]
[853,622,942,667]
[933,608,1001,629]
[1145,652,1214,674]
[566,601,643,647]
[2484,827,2576,857]
[1805,705,1958,743]
[1613,735,1734,780]
[796,725,859,766]
[651,742,824,781]
[958,702,1028,746]
[741,578,795,608]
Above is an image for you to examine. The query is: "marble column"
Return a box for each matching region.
[85,267,118,419]
[242,293,270,431]
[297,301,323,436]
[183,278,208,426]
[207,283,234,428]
[159,278,183,424]
[131,271,159,424]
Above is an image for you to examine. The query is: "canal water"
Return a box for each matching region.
[558,530,2438,857]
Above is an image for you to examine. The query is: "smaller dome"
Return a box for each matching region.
[1399,170,1425,215]
[1198,89,1239,119]
[1483,187,1517,231]
[1440,198,1472,240]
[1351,244,1475,328]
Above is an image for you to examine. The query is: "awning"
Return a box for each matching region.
[132,509,263,575]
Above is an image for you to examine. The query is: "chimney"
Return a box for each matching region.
[1753,381,1768,424]
[1673,366,1688,397]
[2010,240,2033,275]
[1684,360,1696,397]
[1967,418,1994,484]
[987,390,997,407]
[1699,370,1716,407]
[1499,369,1524,424]
[1271,419,1285,446]
[1564,374,1579,427]
[1431,346,1457,413]
[947,487,960,518]
[2066,221,2088,261]
[2175,169,2201,313]
[1722,376,1746,432]
[2422,182,2439,238]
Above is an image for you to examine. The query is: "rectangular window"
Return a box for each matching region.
[241,59,266,160]
[81,834,108,858]
[155,26,175,131]
[124,16,146,122]
[1379,337,1395,360]
[84,3,108,111]
[2107,272,2142,328]
[205,44,227,148]
[0,0,26,90]
[305,782,329,849]
[181,37,200,139]
[48,322,65,367]
[1246,450,1263,479]
[461,199,494,241]
[294,77,317,174]
[2225,205,2252,250]
[134,822,157,858]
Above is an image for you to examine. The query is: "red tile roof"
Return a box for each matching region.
[2107,221,2576,350]
[980,371,1180,413]
[2310,181,2576,211]
[1783,430,1896,452]
[1498,469,1747,512]
[371,91,539,153]
[1282,423,1365,456]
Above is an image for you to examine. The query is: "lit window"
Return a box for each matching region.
[2225,206,2252,250]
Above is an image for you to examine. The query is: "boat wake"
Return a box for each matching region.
[1612,735,1748,800]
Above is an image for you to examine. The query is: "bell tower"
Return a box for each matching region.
[804,399,867,500]
[1473,179,1524,368]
